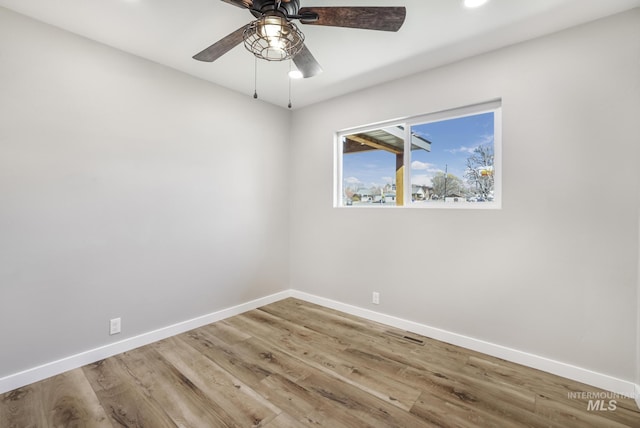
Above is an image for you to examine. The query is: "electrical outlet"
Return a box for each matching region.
[372,292,380,305]
[110,318,121,335]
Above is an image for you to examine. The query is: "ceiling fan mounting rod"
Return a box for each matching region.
[250,0,300,19]
[260,9,287,19]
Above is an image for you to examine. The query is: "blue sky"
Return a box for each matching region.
[342,112,494,189]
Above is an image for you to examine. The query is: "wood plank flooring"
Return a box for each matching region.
[1,298,639,427]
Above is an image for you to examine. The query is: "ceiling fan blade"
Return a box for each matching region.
[298,7,406,32]
[220,0,252,9]
[193,24,249,62]
[293,44,323,78]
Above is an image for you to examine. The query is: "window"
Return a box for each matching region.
[335,100,501,208]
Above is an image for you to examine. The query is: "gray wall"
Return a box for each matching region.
[0,8,290,377]
[1,4,639,388]
[290,9,640,382]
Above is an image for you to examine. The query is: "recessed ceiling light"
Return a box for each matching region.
[464,0,489,8]
[288,70,303,79]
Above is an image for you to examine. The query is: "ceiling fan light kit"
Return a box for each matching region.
[244,13,305,61]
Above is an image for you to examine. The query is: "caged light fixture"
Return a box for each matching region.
[243,12,305,61]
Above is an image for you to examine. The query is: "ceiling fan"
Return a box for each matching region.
[193,0,406,78]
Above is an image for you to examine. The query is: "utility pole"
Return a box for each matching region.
[443,164,448,202]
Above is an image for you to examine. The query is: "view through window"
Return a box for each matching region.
[337,101,501,208]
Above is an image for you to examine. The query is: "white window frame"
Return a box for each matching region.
[334,99,502,209]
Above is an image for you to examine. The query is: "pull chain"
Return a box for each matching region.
[253,57,258,99]
[288,60,292,109]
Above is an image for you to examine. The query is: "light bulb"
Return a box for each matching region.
[259,16,284,38]
[288,70,303,79]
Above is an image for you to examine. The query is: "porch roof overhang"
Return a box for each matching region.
[343,126,431,155]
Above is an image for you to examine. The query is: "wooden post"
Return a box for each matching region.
[396,153,404,206]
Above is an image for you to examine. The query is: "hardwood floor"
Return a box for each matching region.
[1,298,639,427]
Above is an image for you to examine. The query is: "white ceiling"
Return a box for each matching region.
[1,0,639,109]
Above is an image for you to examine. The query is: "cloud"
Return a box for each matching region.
[446,134,494,154]
[478,134,494,145]
[412,161,441,175]
[446,145,476,155]
[411,160,434,170]
[344,176,361,184]
[381,176,393,183]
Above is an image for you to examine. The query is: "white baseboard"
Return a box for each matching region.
[0,290,292,395]
[2,288,638,408]
[290,290,640,403]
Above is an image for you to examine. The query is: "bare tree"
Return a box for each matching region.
[432,172,464,199]
[465,144,494,199]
